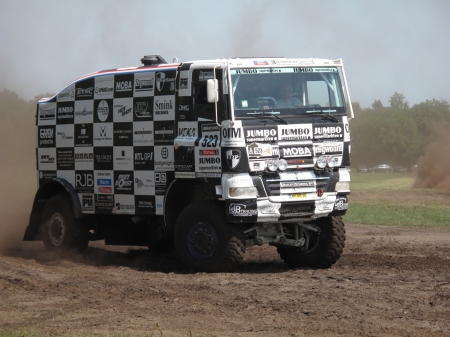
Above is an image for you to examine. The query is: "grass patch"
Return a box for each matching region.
[345,203,450,227]
[346,172,450,227]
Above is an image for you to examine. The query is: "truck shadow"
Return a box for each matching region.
[1,244,290,274]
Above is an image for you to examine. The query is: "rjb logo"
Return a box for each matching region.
[226,150,241,169]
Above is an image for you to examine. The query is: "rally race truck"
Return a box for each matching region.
[24,55,353,272]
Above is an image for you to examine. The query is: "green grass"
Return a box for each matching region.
[345,172,450,227]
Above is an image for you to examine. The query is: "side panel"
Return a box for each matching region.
[36,68,178,216]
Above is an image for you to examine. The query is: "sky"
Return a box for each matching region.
[0,0,449,108]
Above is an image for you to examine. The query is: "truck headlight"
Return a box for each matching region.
[229,186,258,197]
[316,156,327,169]
[335,182,350,191]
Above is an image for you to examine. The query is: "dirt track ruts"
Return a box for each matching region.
[1,223,450,337]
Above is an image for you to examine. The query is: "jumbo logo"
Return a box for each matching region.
[156,72,165,92]
[226,149,241,169]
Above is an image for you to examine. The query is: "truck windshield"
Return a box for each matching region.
[231,67,345,117]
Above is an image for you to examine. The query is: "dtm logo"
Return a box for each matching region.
[226,149,241,169]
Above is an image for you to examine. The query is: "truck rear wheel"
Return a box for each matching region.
[277,216,345,268]
[41,194,89,253]
[174,200,245,272]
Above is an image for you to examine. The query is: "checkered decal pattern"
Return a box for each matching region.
[36,69,177,215]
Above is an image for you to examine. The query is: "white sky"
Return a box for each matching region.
[1,0,449,108]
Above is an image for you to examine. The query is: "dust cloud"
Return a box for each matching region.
[0,95,38,251]
[413,123,450,191]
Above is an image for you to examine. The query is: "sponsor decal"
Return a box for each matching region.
[97,100,109,122]
[180,78,188,89]
[40,154,55,164]
[134,100,152,119]
[95,86,113,95]
[114,148,133,169]
[135,78,154,92]
[57,90,75,101]
[38,126,55,147]
[74,124,93,147]
[39,107,56,121]
[154,121,174,145]
[178,127,196,137]
[75,106,93,116]
[222,127,242,139]
[112,199,135,213]
[202,124,220,132]
[247,143,273,158]
[281,146,312,158]
[95,194,114,213]
[135,195,155,214]
[235,69,257,74]
[114,172,134,194]
[313,125,343,139]
[334,198,348,211]
[56,148,74,170]
[245,128,277,142]
[199,71,214,80]
[76,87,94,99]
[115,81,133,92]
[281,181,314,187]
[134,147,154,170]
[154,146,174,170]
[314,143,343,155]
[75,171,94,194]
[253,60,269,65]
[156,72,175,92]
[56,103,74,122]
[81,194,94,212]
[278,125,312,140]
[155,99,173,115]
[226,149,241,169]
[113,122,133,146]
[200,149,219,156]
[228,203,258,217]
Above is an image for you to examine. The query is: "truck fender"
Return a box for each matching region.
[23,178,83,241]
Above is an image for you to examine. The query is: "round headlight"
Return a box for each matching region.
[267,159,278,172]
[327,156,336,168]
[316,156,327,169]
[277,159,288,171]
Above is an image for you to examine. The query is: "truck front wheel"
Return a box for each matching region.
[41,194,89,253]
[277,216,345,268]
[174,200,245,272]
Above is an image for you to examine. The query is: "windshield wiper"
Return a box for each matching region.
[248,112,289,124]
[297,110,339,123]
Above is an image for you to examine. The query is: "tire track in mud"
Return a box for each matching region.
[1,224,450,337]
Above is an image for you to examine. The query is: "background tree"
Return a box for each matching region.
[371,99,384,109]
[389,92,409,110]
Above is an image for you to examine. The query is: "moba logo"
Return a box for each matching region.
[116,81,132,91]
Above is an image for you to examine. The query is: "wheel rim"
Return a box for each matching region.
[186,221,218,261]
[48,213,65,246]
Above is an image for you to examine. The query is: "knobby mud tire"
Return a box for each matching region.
[174,200,245,272]
[41,194,89,253]
[277,216,345,268]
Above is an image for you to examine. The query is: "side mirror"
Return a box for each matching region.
[206,79,218,103]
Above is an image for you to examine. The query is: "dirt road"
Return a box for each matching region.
[1,223,449,337]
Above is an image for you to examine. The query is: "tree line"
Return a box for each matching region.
[350,92,450,169]
[1,88,449,171]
